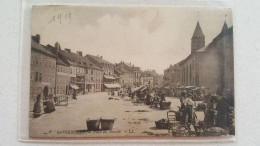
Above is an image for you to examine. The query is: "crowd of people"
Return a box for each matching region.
[176,87,234,134]
[114,85,234,134]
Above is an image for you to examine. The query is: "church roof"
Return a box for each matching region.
[192,22,205,38]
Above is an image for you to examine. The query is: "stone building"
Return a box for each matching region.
[86,54,119,91]
[163,63,182,87]
[58,50,103,93]
[132,66,142,87]
[115,62,135,88]
[56,57,70,96]
[82,56,103,93]
[178,21,234,94]
[30,35,57,110]
[45,43,72,97]
[141,70,159,87]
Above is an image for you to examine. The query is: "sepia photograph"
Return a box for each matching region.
[29,5,234,138]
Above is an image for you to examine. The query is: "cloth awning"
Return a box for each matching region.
[70,84,79,89]
[132,85,145,92]
[140,86,148,92]
[104,84,121,88]
[103,75,115,80]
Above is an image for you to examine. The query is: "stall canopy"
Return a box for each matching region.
[104,84,121,88]
[70,84,79,89]
[140,86,148,92]
[132,85,146,92]
[103,75,115,80]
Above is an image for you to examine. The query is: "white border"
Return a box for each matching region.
[18,0,235,144]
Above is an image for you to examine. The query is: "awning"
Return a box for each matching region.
[140,86,148,92]
[104,84,121,88]
[70,84,79,89]
[132,85,145,92]
[103,75,115,80]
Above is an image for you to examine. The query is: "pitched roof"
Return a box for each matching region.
[196,44,209,52]
[192,22,205,38]
[31,39,56,59]
[114,68,123,75]
[45,45,103,70]
[195,25,232,54]
[142,70,159,77]
[86,54,115,70]
[57,58,69,66]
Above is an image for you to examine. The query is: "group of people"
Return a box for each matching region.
[33,94,56,117]
[177,87,234,131]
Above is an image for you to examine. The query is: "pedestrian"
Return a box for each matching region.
[179,91,186,111]
[33,94,42,114]
[204,95,217,128]
[44,99,56,113]
[182,93,195,125]
[215,96,229,129]
[73,89,77,100]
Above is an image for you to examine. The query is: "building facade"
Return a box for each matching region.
[177,21,234,94]
[86,54,119,91]
[164,63,182,87]
[132,66,142,87]
[30,35,57,110]
[56,58,70,96]
[115,62,135,88]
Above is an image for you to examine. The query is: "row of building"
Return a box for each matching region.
[30,36,162,101]
[164,21,234,95]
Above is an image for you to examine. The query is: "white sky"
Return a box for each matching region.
[31,6,232,74]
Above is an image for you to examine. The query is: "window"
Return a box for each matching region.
[39,73,42,82]
[91,70,93,75]
[60,86,62,94]
[35,72,38,81]
[57,85,59,94]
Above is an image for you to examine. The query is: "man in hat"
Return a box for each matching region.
[182,93,195,125]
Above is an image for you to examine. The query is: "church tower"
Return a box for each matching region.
[191,22,205,53]
[221,21,228,32]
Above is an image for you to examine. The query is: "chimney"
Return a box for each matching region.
[55,42,61,54]
[77,51,82,56]
[100,56,103,59]
[32,34,40,43]
[65,48,71,53]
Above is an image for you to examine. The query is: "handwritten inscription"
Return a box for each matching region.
[49,13,71,24]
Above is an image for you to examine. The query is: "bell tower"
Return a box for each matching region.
[191,22,205,53]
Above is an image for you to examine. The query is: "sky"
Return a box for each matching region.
[31,6,232,74]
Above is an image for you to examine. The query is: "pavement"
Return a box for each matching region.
[29,92,203,138]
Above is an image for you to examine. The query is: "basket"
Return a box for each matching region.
[33,113,41,118]
[172,129,186,137]
[86,119,100,131]
[160,101,171,110]
[155,119,169,129]
[101,119,115,130]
